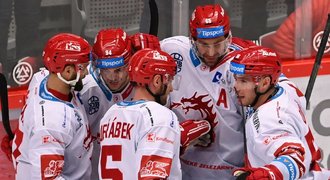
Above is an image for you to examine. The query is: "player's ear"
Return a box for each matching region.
[152,74,162,89]
[61,65,75,79]
[260,76,272,91]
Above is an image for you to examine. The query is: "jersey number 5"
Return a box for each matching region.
[100,145,123,179]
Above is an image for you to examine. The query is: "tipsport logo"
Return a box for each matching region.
[96,57,124,68]
[230,62,245,74]
[196,26,224,39]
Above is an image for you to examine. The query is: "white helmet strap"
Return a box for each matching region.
[57,70,81,88]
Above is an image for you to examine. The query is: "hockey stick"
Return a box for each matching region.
[0,73,14,140]
[305,14,330,109]
[148,0,159,36]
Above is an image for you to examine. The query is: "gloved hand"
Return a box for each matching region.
[194,117,218,147]
[1,135,13,162]
[130,33,160,51]
[179,119,211,155]
[233,165,281,180]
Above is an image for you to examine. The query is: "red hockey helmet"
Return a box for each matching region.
[43,33,91,73]
[128,48,177,85]
[229,46,282,84]
[92,28,132,69]
[130,33,160,51]
[190,4,231,40]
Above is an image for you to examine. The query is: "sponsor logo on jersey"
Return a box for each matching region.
[12,61,33,85]
[196,26,225,39]
[263,132,289,145]
[212,71,222,84]
[313,31,330,53]
[95,57,124,68]
[171,53,183,73]
[139,155,171,179]
[42,135,65,145]
[230,62,245,74]
[156,137,174,144]
[88,96,100,115]
[147,133,156,142]
[41,155,64,179]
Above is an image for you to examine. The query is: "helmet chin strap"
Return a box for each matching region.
[249,84,274,108]
[57,71,81,89]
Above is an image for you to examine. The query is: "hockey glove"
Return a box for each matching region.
[1,135,13,162]
[130,33,160,51]
[233,164,282,180]
[179,119,211,155]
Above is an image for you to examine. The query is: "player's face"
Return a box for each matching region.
[100,65,129,92]
[195,36,229,68]
[233,74,258,106]
[159,75,174,105]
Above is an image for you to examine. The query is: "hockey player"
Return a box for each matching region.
[11,33,93,179]
[160,4,256,179]
[81,28,210,179]
[79,28,135,179]
[98,48,181,179]
[229,46,330,179]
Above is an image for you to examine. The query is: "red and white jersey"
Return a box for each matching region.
[99,100,181,180]
[80,69,135,179]
[246,86,330,179]
[12,77,93,180]
[161,36,253,179]
[278,73,307,112]
[28,68,49,92]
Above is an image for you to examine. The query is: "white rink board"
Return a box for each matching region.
[291,74,330,169]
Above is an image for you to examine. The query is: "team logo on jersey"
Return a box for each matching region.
[12,61,33,85]
[212,71,222,84]
[171,92,218,128]
[88,96,100,114]
[313,31,330,53]
[139,155,172,179]
[171,53,183,72]
[41,155,64,179]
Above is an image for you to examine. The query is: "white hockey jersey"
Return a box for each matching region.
[12,77,93,180]
[80,68,135,179]
[245,86,330,179]
[161,36,252,179]
[98,100,181,180]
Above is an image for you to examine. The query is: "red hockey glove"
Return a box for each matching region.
[179,120,211,155]
[233,164,282,180]
[130,33,160,51]
[1,135,13,162]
